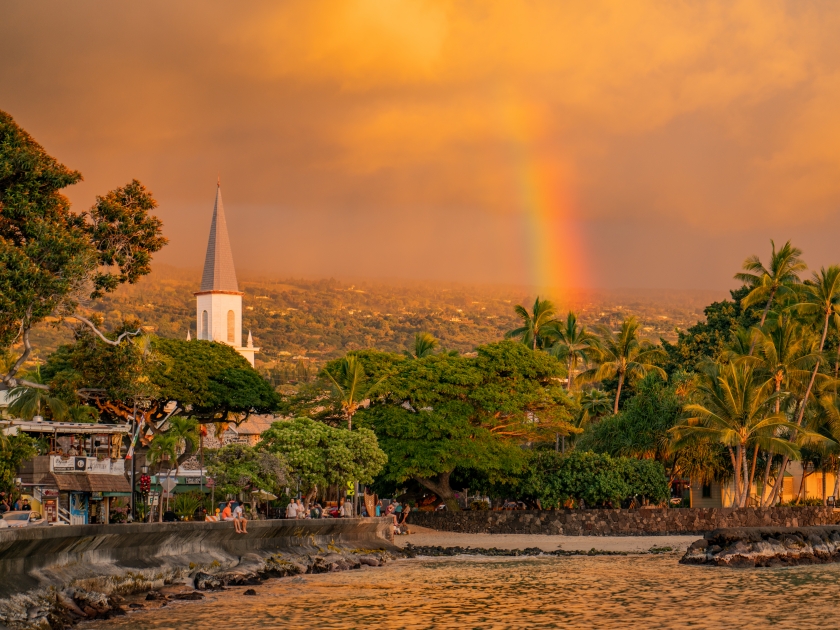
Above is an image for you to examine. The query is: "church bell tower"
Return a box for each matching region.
[195,181,258,366]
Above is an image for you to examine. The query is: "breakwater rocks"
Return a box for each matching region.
[0,519,396,630]
[408,506,840,536]
[680,525,840,567]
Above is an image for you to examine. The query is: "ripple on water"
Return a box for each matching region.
[83,555,840,629]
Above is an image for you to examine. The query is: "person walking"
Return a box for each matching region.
[286,499,298,519]
[233,500,248,534]
[339,497,353,518]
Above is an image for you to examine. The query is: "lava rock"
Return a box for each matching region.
[243,589,257,596]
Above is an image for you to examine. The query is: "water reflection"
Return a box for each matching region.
[85,555,840,629]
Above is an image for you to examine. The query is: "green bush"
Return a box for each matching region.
[518,451,670,508]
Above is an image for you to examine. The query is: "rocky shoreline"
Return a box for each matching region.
[401,543,675,557]
[0,547,397,630]
[680,525,840,567]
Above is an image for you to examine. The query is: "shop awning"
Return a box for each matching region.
[41,473,132,493]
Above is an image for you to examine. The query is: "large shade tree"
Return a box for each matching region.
[0,110,167,391]
[357,341,578,510]
[42,333,281,427]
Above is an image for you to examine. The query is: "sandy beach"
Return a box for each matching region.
[394,525,698,553]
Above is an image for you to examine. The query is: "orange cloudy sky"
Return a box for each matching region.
[3,0,840,292]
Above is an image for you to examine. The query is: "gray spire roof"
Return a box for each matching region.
[200,183,239,292]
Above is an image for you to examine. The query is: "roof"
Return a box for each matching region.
[0,420,130,435]
[229,414,277,436]
[200,183,239,292]
[40,473,132,493]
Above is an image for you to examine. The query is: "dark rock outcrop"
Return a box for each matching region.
[681,525,840,567]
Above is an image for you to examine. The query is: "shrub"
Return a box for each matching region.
[518,451,670,508]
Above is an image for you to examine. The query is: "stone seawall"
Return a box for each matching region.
[0,519,396,629]
[408,507,840,535]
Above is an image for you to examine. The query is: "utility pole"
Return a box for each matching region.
[130,400,137,521]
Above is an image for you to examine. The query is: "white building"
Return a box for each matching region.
[195,181,258,366]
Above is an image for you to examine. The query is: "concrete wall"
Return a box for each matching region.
[408,507,840,536]
[0,518,394,599]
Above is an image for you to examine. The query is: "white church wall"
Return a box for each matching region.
[196,291,243,347]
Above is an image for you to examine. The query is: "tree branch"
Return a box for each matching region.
[1,305,34,389]
[68,315,143,346]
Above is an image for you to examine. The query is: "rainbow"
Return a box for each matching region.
[501,94,589,305]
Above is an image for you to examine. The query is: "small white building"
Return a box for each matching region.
[194,181,259,366]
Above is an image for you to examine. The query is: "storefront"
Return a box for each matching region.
[9,420,132,524]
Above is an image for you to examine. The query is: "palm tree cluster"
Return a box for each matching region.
[506,297,663,415]
[507,241,840,506]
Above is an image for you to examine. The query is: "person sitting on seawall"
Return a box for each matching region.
[310,503,323,519]
[221,500,234,524]
[233,500,248,534]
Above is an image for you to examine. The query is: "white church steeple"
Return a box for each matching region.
[194,181,258,366]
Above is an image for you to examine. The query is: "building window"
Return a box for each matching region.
[201,310,208,340]
[702,483,712,499]
[227,310,235,343]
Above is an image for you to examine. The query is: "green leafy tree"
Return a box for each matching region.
[0,110,166,391]
[358,341,578,510]
[578,374,687,482]
[580,316,667,414]
[662,286,758,373]
[260,417,386,506]
[205,442,287,498]
[43,335,281,426]
[0,433,38,496]
[517,451,670,508]
[505,297,558,351]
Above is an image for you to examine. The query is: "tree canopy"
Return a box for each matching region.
[260,417,386,502]
[357,341,578,509]
[0,110,167,390]
[42,333,281,425]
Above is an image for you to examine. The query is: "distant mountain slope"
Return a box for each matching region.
[22,266,723,372]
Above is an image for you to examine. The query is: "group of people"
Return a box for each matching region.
[215,499,248,533]
[284,497,354,519]
[0,492,30,514]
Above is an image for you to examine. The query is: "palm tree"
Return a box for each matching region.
[549,312,599,390]
[747,317,821,505]
[166,416,199,467]
[67,405,100,423]
[576,388,613,427]
[324,356,386,430]
[7,367,68,421]
[404,332,438,359]
[505,297,558,351]
[579,316,667,414]
[791,266,840,425]
[147,432,179,521]
[672,363,807,508]
[735,239,806,328]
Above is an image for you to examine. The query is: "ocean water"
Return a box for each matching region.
[85,555,840,629]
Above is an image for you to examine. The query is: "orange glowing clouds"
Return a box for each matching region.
[4,1,840,289]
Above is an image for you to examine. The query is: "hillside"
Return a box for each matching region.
[23,266,724,378]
